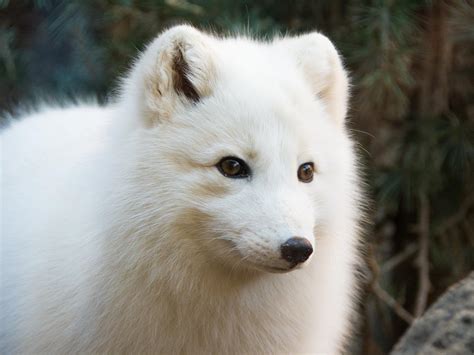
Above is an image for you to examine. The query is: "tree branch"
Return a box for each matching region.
[372,283,415,324]
[381,243,418,274]
[414,193,430,318]
[366,244,415,324]
[435,195,474,236]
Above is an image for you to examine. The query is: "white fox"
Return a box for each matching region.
[1,25,363,354]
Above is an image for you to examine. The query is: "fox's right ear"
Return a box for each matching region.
[124,25,217,127]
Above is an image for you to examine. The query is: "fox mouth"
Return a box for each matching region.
[247,262,302,274]
[266,266,296,273]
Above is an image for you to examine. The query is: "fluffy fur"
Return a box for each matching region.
[1,25,363,354]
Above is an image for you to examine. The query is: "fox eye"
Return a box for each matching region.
[298,162,314,183]
[217,157,250,179]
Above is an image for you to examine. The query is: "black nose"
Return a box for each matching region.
[280,237,313,264]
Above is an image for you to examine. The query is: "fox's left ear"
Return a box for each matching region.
[282,33,349,128]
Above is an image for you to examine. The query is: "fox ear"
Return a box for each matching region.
[284,32,349,128]
[128,25,216,126]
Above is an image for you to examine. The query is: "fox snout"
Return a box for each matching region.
[231,230,315,273]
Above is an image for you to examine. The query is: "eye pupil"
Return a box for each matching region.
[223,160,241,175]
[217,157,249,179]
[298,162,314,183]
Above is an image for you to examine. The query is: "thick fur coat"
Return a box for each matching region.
[1,26,363,354]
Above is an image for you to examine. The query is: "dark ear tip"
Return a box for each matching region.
[172,47,200,103]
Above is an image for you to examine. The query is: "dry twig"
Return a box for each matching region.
[435,195,474,236]
[372,283,415,324]
[381,243,418,274]
[366,244,415,324]
[414,193,430,318]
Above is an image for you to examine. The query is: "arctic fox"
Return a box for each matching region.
[1,25,363,354]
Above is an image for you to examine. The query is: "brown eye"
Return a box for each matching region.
[298,162,314,183]
[217,157,250,179]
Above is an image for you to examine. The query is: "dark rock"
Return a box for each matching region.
[391,272,474,355]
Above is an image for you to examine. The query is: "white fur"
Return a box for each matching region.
[1,26,363,354]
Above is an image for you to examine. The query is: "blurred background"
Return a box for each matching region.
[1,0,473,353]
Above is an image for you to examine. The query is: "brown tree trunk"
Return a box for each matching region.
[418,0,453,117]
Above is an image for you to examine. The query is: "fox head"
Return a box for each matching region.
[113,25,359,275]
